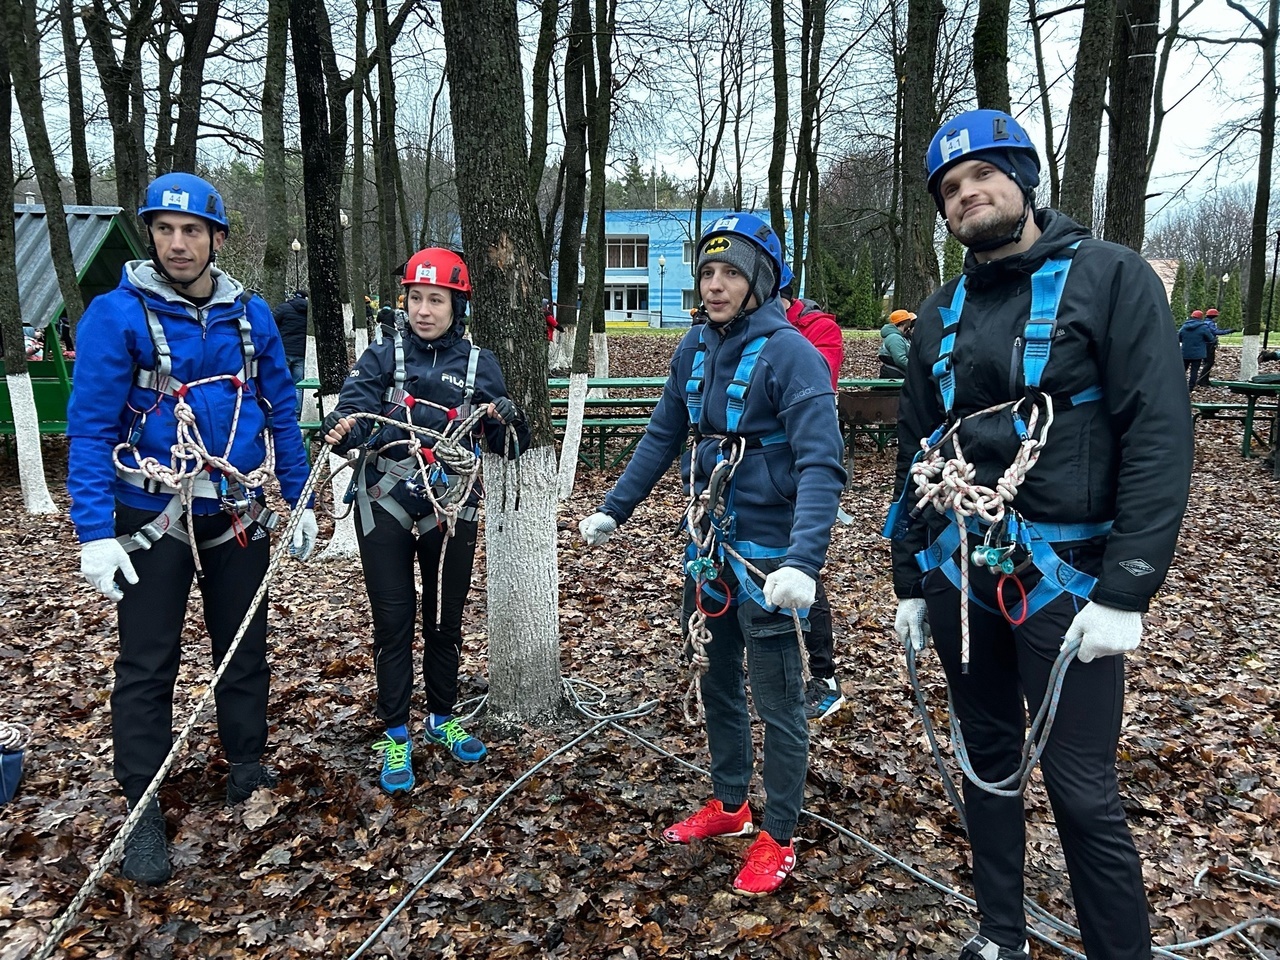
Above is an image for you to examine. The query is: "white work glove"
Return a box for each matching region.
[1064,601,1142,663]
[579,512,618,546]
[762,567,816,611]
[894,598,930,652]
[290,508,318,561]
[80,538,138,603]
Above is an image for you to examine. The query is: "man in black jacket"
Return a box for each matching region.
[887,109,1193,960]
[272,290,309,414]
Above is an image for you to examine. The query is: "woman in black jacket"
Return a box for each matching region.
[322,248,530,792]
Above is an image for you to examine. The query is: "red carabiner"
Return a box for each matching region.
[997,572,1028,626]
[695,578,733,618]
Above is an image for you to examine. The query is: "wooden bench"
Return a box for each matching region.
[553,416,650,470]
[837,390,899,461]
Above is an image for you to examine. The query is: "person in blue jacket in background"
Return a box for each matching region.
[67,173,318,886]
[579,214,845,896]
[1178,309,1216,392]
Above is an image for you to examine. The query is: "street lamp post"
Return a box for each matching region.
[1217,271,1229,313]
[658,254,666,328]
[291,237,302,293]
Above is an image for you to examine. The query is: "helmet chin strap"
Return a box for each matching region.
[146,223,217,293]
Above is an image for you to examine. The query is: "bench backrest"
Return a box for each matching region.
[0,378,71,428]
[837,390,899,425]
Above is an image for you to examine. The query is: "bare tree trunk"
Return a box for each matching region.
[440,0,566,724]
[5,0,85,338]
[0,38,55,514]
[791,0,826,290]
[1237,0,1277,379]
[317,0,351,315]
[898,0,944,311]
[82,0,155,211]
[973,0,1011,112]
[262,0,289,308]
[351,0,369,315]
[528,0,561,283]
[1059,0,1115,227]
[556,0,591,356]
[59,0,92,204]
[1102,0,1159,251]
[170,0,220,171]
[373,0,400,297]
[767,0,789,245]
[153,16,177,176]
[1027,0,1062,206]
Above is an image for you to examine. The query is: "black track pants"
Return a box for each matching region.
[354,504,478,726]
[112,501,271,803]
[922,541,1151,959]
[803,579,835,679]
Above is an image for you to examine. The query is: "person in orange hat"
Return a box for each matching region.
[879,309,916,379]
[1178,309,1214,392]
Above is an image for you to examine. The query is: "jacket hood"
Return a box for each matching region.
[881,323,902,338]
[962,209,1091,291]
[124,259,246,310]
[1180,318,1208,331]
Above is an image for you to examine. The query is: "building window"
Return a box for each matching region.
[604,284,649,312]
[682,289,699,311]
[605,236,649,269]
[682,240,695,264]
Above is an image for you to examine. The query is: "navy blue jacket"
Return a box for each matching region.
[1178,318,1216,360]
[68,261,312,542]
[600,297,846,580]
[329,319,530,514]
[271,295,309,362]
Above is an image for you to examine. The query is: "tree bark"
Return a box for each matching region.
[1102,0,1159,251]
[1238,0,1277,378]
[59,0,93,205]
[1059,0,1115,228]
[315,0,351,320]
[169,0,220,171]
[0,24,57,514]
[4,0,85,336]
[262,0,289,308]
[898,0,944,312]
[440,0,566,723]
[373,0,400,301]
[790,0,826,290]
[1027,0,1062,206]
[351,0,369,316]
[82,0,155,212]
[768,0,789,245]
[556,0,591,344]
[973,0,1011,112]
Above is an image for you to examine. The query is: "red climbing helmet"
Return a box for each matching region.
[401,248,471,294]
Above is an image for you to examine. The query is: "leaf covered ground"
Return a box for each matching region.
[1,337,1278,960]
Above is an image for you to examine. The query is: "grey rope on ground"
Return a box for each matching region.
[32,449,330,960]
[0,721,31,751]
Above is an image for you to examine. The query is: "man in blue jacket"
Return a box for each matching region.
[1179,310,1215,392]
[579,213,845,895]
[67,173,318,886]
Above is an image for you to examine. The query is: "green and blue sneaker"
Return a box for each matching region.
[373,734,415,794]
[424,715,487,763]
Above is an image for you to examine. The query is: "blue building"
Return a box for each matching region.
[559,208,795,328]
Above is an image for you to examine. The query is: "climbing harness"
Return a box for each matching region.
[679,326,807,721]
[883,242,1108,672]
[112,295,280,576]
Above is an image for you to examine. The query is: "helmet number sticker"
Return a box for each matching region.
[703,237,732,255]
[940,128,971,163]
[710,216,738,232]
[413,263,438,284]
[161,188,190,210]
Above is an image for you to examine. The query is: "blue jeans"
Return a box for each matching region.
[689,577,809,843]
[287,357,305,416]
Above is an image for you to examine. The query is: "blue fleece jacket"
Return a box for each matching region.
[67,261,313,543]
[600,297,846,579]
[1178,318,1216,360]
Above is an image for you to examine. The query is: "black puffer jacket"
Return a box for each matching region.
[890,209,1193,612]
[271,294,309,361]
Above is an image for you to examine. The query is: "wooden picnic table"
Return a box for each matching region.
[546,376,903,391]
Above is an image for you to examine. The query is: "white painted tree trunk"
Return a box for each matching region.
[319,390,360,559]
[7,373,56,514]
[1241,334,1260,381]
[548,331,570,373]
[591,331,610,398]
[556,373,589,500]
[354,326,368,359]
[483,444,565,720]
[301,334,320,422]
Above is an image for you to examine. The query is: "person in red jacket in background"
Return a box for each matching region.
[779,280,847,720]
[542,298,558,342]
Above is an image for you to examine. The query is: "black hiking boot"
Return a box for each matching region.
[226,761,278,806]
[121,799,171,885]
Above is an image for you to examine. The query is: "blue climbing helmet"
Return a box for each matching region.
[697,213,786,301]
[925,109,1040,215]
[138,173,230,234]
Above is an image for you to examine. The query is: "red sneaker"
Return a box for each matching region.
[662,799,753,844]
[732,830,796,895]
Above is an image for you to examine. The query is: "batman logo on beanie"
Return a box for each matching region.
[703,237,732,256]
